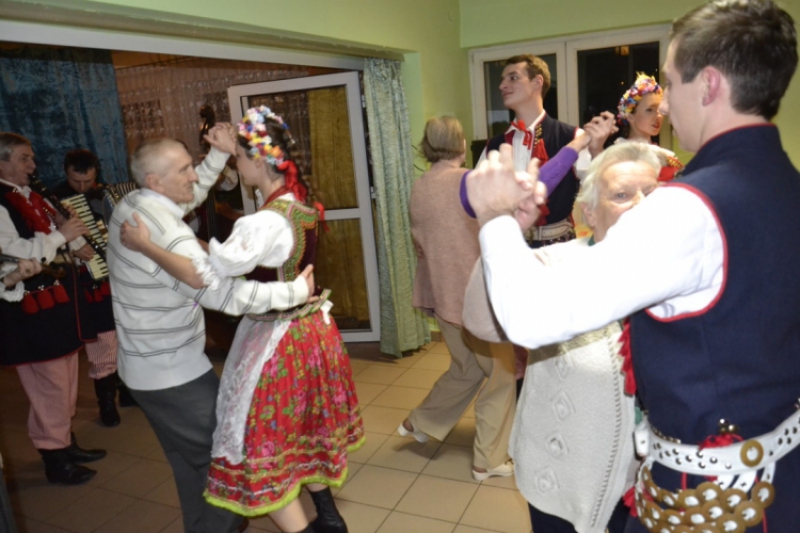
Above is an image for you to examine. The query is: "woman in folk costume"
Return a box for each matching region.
[120,107,364,533]
[615,73,683,182]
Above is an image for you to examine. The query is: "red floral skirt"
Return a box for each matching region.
[205,311,365,516]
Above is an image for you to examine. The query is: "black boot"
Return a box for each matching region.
[38,448,96,485]
[308,487,348,533]
[68,433,106,463]
[116,373,137,408]
[94,374,120,426]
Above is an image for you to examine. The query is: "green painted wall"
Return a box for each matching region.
[460,0,800,167]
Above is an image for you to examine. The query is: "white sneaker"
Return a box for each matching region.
[397,420,429,443]
[472,460,514,482]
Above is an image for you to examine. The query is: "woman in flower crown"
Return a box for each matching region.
[615,73,683,181]
[120,106,364,533]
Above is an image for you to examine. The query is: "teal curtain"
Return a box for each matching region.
[0,47,129,187]
[363,58,430,357]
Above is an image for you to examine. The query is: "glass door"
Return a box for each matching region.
[228,72,380,342]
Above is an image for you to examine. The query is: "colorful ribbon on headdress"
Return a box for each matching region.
[277,160,305,203]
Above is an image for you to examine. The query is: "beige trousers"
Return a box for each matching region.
[408,315,516,470]
[16,352,79,449]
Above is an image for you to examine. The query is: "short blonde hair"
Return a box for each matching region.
[419,116,465,163]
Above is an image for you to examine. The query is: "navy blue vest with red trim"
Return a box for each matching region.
[486,114,578,225]
[0,183,93,366]
[630,125,800,443]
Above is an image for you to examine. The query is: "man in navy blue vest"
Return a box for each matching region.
[469,1,800,531]
[480,54,611,248]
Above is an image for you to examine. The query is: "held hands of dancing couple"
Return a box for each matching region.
[468,111,617,230]
[203,122,238,156]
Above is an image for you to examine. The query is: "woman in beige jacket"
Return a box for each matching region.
[398,116,516,481]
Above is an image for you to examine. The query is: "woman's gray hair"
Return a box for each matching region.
[0,133,31,162]
[575,142,661,209]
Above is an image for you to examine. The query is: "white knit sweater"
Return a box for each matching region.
[509,238,637,533]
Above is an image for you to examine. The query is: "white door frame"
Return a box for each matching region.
[228,72,381,342]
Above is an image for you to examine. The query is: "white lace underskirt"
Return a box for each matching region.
[211,316,291,465]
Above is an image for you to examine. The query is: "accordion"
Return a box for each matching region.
[60,194,110,281]
[101,181,139,224]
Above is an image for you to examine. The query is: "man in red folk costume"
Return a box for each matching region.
[0,132,107,485]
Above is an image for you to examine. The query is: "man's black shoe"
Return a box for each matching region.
[67,433,107,463]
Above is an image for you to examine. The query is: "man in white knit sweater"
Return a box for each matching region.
[107,126,312,533]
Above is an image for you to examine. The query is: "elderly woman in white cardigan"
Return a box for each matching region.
[516,142,661,533]
[466,142,660,533]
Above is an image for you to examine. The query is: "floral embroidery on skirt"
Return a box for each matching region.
[205,311,365,516]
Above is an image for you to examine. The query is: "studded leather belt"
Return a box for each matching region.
[632,411,800,533]
[635,412,800,478]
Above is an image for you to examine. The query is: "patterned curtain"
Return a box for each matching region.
[0,46,129,186]
[364,58,430,357]
[115,58,336,163]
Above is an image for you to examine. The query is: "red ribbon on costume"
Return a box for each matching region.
[699,433,743,450]
[4,189,57,234]
[511,119,534,150]
[623,487,638,516]
[618,318,637,395]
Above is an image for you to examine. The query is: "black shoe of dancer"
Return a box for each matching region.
[309,487,348,533]
[38,448,96,485]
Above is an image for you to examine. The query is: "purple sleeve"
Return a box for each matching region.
[460,146,579,218]
[460,170,476,218]
[540,146,579,196]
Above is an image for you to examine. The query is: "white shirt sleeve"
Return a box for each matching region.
[479,186,724,349]
[0,204,67,263]
[129,217,308,314]
[195,210,294,289]
[573,127,592,180]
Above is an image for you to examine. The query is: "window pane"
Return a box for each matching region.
[315,218,371,332]
[577,42,660,125]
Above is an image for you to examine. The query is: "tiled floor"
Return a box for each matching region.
[1,336,530,533]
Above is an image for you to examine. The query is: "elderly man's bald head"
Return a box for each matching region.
[129,138,188,188]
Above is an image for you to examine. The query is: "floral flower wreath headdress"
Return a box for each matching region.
[238,105,290,165]
[238,106,322,218]
[617,73,662,125]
